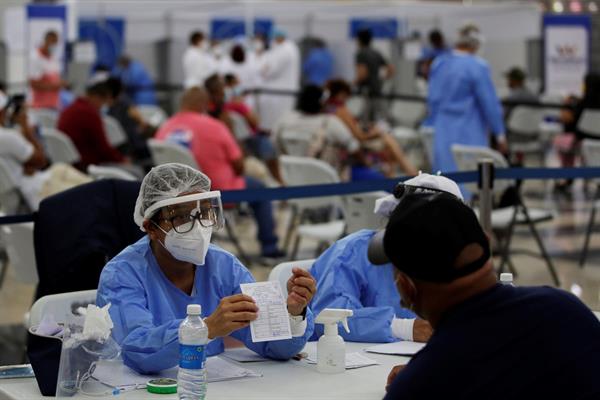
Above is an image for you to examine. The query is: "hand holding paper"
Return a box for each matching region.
[286,267,317,316]
[204,294,258,339]
[240,281,292,342]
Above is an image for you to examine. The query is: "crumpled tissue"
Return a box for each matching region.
[81,304,113,342]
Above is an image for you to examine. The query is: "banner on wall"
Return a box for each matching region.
[26,4,67,72]
[543,14,591,96]
[79,18,125,69]
[349,18,400,39]
[210,18,274,40]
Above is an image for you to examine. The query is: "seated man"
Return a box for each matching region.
[155,87,284,258]
[368,179,600,398]
[57,73,126,171]
[97,163,316,374]
[311,174,459,343]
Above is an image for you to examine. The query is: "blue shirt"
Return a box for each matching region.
[112,61,156,105]
[310,230,415,342]
[302,48,334,87]
[97,236,314,374]
[386,284,600,399]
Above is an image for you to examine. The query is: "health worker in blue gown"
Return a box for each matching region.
[112,55,157,105]
[97,163,316,374]
[309,174,462,344]
[427,25,507,172]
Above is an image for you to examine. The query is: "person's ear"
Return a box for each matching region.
[396,272,417,309]
[144,220,160,242]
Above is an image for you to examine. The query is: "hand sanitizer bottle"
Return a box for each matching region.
[315,309,354,374]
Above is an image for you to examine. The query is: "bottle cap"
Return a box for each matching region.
[146,378,177,394]
[187,304,202,315]
[500,273,513,283]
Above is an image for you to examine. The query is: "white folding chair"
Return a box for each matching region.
[229,112,252,141]
[0,158,28,215]
[577,109,600,139]
[28,289,97,329]
[102,115,128,148]
[148,139,200,169]
[419,126,435,169]
[0,221,37,285]
[137,105,168,127]
[452,144,559,285]
[276,130,312,157]
[30,108,58,129]
[346,96,365,119]
[268,259,315,297]
[343,191,388,234]
[579,139,600,266]
[389,99,426,128]
[280,156,345,260]
[506,105,545,162]
[87,164,137,181]
[40,127,81,165]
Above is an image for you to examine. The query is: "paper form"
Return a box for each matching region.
[240,281,292,343]
[305,352,379,369]
[365,341,425,356]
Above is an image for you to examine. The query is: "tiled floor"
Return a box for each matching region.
[2,172,600,364]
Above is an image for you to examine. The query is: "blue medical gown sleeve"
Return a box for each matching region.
[228,259,314,360]
[96,266,181,374]
[474,62,505,136]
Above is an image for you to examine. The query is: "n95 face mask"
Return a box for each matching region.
[161,223,212,265]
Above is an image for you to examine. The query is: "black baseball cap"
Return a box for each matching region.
[505,67,526,82]
[368,192,490,283]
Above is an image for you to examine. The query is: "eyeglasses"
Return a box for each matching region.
[160,207,218,233]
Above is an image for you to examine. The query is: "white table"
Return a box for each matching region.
[0,342,409,400]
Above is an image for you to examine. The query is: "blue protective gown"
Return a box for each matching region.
[302,48,334,87]
[97,236,314,374]
[309,230,415,343]
[427,51,505,172]
[112,60,157,105]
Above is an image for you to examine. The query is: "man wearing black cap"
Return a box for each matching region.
[504,66,537,106]
[369,190,600,399]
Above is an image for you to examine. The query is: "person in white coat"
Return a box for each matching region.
[182,31,217,89]
[258,28,300,131]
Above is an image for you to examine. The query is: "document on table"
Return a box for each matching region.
[365,341,426,356]
[221,347,268,363]
[92,357,261,390]
[240,281,292,343]
[305,352,379,369]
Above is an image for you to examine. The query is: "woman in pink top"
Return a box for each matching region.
[29,31,65,110]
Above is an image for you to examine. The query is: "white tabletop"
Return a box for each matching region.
[0,342,409,400]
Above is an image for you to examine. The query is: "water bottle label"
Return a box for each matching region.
[179,344,206,369]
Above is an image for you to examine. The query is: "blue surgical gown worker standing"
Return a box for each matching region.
[112,56,157,105]
[97,163,316,374]
[427,28,505,173]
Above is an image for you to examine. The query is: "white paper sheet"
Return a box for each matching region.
[221,347,268,363]
[240,281,292,343]
[92,357,261,390]
[305,352,379,369]
[365,341,426,356]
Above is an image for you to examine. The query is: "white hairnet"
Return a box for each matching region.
[133,163,211,230]
[456,24,484,49]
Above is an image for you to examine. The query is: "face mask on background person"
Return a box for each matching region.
[252,39,265,53]
[155,222,213,265]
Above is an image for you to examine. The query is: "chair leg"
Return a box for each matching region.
[497,207,519,274]
[519,203,560,286]
[225,218,251,265]
[580,187,600,267]
[507,257,518,277]
[283,207,299,253]
[291,236,301,261]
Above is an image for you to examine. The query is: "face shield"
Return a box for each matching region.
[144,191,225,233]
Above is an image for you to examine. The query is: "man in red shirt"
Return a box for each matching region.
[57,74,125,170]
[29,30,66,110]
[155,87,283,258]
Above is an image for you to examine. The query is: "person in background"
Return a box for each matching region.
[367,180,600,399]
[154,87,285,258]
[325,79,417,178]
[97,163,316,374]
[504,67,537,105]
[421,29,449,62]
[112,55,157,106]
[311,174,455,343]
[259,27,300,131]
[183,31,217,89]
[427,24,506,172]
[29,30,67,110]
[220,44,262,93]
[354,28,394,122]
[57,73,126,171]
[302,38,334,87]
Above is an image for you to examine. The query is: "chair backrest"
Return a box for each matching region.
[40,127,81,164]
[390,99,426,128]
[581,139,600,167]
[0,221,37,285]
[87,165,137,181]
[451,144,511,194]
[0,158,24,214]
[507,105,544,136]
[137,105,168,127]
[346,96,365,118]
[229,112,252,141]
[148,139,200,169]
[280,155,341,210]
[577,109,600,138]
[343,191,388,233]
[28,289,97,328]
[30,109,58,129]
[268,259,314,297]
[277,130,312,156]
[102,115,128,147]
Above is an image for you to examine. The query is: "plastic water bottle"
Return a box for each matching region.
[500,273,515,286]
[178,304,208,400]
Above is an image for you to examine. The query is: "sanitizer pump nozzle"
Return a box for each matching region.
[315,308,353,374]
